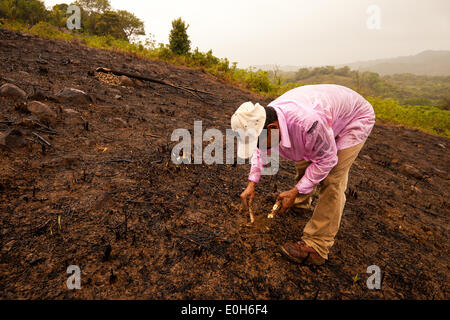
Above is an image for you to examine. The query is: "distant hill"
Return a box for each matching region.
[255,51,450,76]
[340,50,450,76]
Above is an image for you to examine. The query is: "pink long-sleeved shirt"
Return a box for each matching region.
[248,84,375,194]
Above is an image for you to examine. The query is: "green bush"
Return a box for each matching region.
[246,70,273,93]
[368,97,450,137]
[29,21,64,38]
[155,43,174,60]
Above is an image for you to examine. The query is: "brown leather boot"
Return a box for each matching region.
[280,241,325,265]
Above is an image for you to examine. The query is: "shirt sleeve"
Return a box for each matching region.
[295,117,338,194]
[248,148,264,183]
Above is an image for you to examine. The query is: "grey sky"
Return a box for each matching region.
[43,0,450,68]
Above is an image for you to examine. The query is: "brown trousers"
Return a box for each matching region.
[293,142,365,259]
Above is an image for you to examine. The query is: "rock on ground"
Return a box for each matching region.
[0,83,27,100]
[56,87,92,105]
[119,75,134,87]
[26,101,57,125]
[0,129,25,148]
[62,108,84,125]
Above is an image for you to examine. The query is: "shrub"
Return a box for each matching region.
[246,70,273,93]
[29,21,62,39]
[368,97,450,137]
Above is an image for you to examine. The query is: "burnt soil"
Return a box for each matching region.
[0,28,449,299]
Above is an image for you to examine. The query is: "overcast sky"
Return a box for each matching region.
[43,0,450,68]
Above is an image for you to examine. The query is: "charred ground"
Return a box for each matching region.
[0,29,449,299]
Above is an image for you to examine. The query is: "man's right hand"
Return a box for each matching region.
[240,181,256,209]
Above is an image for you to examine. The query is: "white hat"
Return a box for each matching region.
[231,102,266,159]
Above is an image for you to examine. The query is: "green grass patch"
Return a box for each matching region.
[368,97,450,137]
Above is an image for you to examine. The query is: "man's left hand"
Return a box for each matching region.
[277,187,299,214]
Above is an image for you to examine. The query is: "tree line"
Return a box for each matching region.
[0,0,145,41]
[269,65,450,109]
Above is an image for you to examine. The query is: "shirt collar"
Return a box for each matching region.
[273,106,291,149]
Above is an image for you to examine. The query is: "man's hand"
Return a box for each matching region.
[240,181,256,209]
[277,187,299,214]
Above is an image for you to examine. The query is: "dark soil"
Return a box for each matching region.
[0,28,449,299]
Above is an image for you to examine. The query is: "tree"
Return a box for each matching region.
[365,72,382,94]
[74,0,110,14]
[116,10,145,41]
[0,0,147,43]
[0,0,15,20]
[335,66,351,76]
[352,71,365,93]
[47,4,69,28]
[272,65,282,86]
[74,0,110,33]
[0,0,47,25]
[93,10,127,39]
[71,2,144,41]
[295,68,310,81]
[441,97,450,110]
[169,17,190,55]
